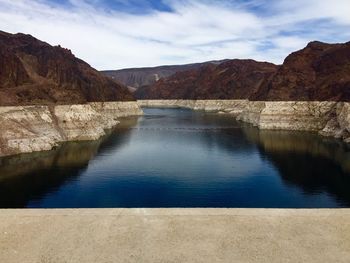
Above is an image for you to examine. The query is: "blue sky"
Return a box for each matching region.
[0,0,349,69]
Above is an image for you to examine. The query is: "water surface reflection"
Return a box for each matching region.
[0,108,349,208]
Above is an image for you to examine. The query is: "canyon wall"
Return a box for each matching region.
[138,100,350,143]
[0,31,134,106]
[0,31,143,157]
[0,101,143,157]
[102,60,227,91]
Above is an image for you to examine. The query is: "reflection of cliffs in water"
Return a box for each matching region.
[243,126,350,205]
[193,114,255,153]
[138,110,256,153]
[0,117,138,208]
[0,141,101,207]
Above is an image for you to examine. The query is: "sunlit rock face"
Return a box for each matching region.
[237,101,350,142]
[0,102,143,157]
[320,103,350,142]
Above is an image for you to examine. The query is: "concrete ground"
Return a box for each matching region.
[0,209,349,263]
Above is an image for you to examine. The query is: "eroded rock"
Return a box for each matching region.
[0,101,143,157]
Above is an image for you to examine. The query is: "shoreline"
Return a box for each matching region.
[0,101,143,157]
[138,99,350,143]
[1,99,349,157]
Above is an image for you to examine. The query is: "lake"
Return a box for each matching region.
[0,107,350,208]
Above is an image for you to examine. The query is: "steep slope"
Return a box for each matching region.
[135,59,278,99]
[135,41,350,102]
[0,31,134,106]
[101,60,227,90]
[251,41,350,101]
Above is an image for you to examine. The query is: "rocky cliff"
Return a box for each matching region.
[0,102,142,157]
[135,60,277,99]
[0,31,142,157]
[252,41,350,101]
[0,31,134,106]
[136,41,350,102]
[102,60,227,91]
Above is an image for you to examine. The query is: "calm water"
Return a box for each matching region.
[1,107,350,208]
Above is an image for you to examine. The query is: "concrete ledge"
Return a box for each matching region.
[1,209,350,262]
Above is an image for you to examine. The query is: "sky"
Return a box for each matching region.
[0,0,349,70]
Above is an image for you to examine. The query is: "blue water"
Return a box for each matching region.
[0,107,350,208]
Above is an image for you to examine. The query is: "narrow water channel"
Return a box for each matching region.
[0,107,350,208]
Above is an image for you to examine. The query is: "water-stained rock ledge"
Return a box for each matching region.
[0,101,143,157]
[138,100,350,143]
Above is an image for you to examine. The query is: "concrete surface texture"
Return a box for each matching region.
[0,208,349,263]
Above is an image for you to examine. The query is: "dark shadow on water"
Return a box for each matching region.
[243,127,350,206]
[0,118,138,208]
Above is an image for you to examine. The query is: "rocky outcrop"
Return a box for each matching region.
[0,101,142,157]
[237,101,337,131]
[320,102,350,142]
[0,31,134,106]
[137,100,350,143]
[253,41,350,101]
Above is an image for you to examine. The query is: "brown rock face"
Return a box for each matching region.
[102,60,227,90]
[135,41,350,102]
[0,31,134,106]
[135,60,277,99]
[252,41,350,101]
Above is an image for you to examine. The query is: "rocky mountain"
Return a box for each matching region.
[0,31,134,106]
[134,59,278,99]
[252,41,350,101]
[101,60,227,91]
[135,41,350,102]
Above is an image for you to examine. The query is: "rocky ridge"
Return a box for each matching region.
[135,60,277,99]
[252,41,350,101]
[0,31,134,106]
[136,41,350,102]
[102,60,227,91]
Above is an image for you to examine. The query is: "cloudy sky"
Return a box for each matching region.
[0,0,349,70]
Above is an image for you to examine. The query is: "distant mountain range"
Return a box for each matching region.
[105,41,350,101]
[134,59,277,100]
[101,60,228,91]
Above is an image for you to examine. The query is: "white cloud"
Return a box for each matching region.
[0,0,349,70]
